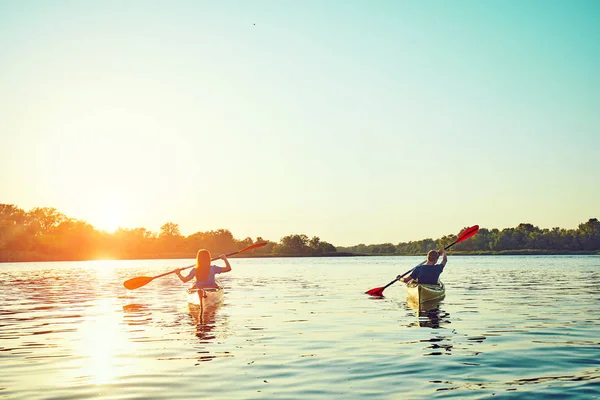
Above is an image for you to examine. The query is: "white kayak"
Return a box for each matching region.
[187,286,224,310]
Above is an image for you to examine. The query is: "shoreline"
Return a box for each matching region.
[1,250,598,263]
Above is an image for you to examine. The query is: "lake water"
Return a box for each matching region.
[1,255,600,399]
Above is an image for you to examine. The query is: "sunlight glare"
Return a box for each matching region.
[69,298,128,386]
[82,191,124,233]
[89,259,122,271]
[94,208,122,233]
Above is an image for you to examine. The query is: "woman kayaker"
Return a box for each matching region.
[176,249,231,288]
[398,249,447,284]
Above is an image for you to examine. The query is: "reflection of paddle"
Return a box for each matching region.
[123,242,268,290]
[365,225,479,297]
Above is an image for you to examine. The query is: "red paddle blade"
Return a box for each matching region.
[123,276,154,290]
[365,287,385,297]
[241,241,268,252]
[456,225,479,243]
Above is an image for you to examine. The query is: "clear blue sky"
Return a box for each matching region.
[1,1,598,246]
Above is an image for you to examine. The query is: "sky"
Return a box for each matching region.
[1,0,599,246]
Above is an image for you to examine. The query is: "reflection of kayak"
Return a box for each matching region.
[187,286,224,310]
[406,280,445,307]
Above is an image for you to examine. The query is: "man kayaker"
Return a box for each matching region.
[397,249,447,284]
[176,249,231,288]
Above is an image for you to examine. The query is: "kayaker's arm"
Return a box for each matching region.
[398,273,412,283]
[439,249,448,266]
[219,254,232,273]
[175,268,193,283]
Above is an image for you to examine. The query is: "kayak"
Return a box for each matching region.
[406,280,445,307]
[187,286,224,310]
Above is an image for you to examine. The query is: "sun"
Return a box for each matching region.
[74,187,143,234]
[83,195,124,233]
[94,210,122,233]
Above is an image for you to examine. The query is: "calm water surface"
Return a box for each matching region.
[1,256,600,399]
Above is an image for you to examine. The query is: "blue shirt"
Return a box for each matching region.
[185,265,225,288]
[410,264,444,284]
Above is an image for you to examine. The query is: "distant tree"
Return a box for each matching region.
[157,222,184,254]
[27,207,67,236]
[308,236,337,254]
[252,237,270,253]
[277,234,310,254]
[238,237,253,249]
[111,227,156,258]
[578,218,600,250]
[0,204,31,253]
[252,237,276,254]
[471,228,491,251]
[50,219,99,259]
[379,243,396,254]
[159,222,181,237]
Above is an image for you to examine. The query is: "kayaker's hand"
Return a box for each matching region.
[219,254,228,260]
[438,249,445,256]
[396,275,402,281]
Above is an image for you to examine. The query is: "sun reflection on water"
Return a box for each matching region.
[60,262,133,387]
[73,298,126,385]
[87,259,123,272]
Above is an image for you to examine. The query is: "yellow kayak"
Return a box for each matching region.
[187,286,224,310]
[406,280,445,308]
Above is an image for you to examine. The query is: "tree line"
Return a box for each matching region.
[1,203,598,262]
[338,220,600,255]
[0,204,336,262]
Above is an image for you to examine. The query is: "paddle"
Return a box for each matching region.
[123,241,268,290]
[365,225,479,297]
